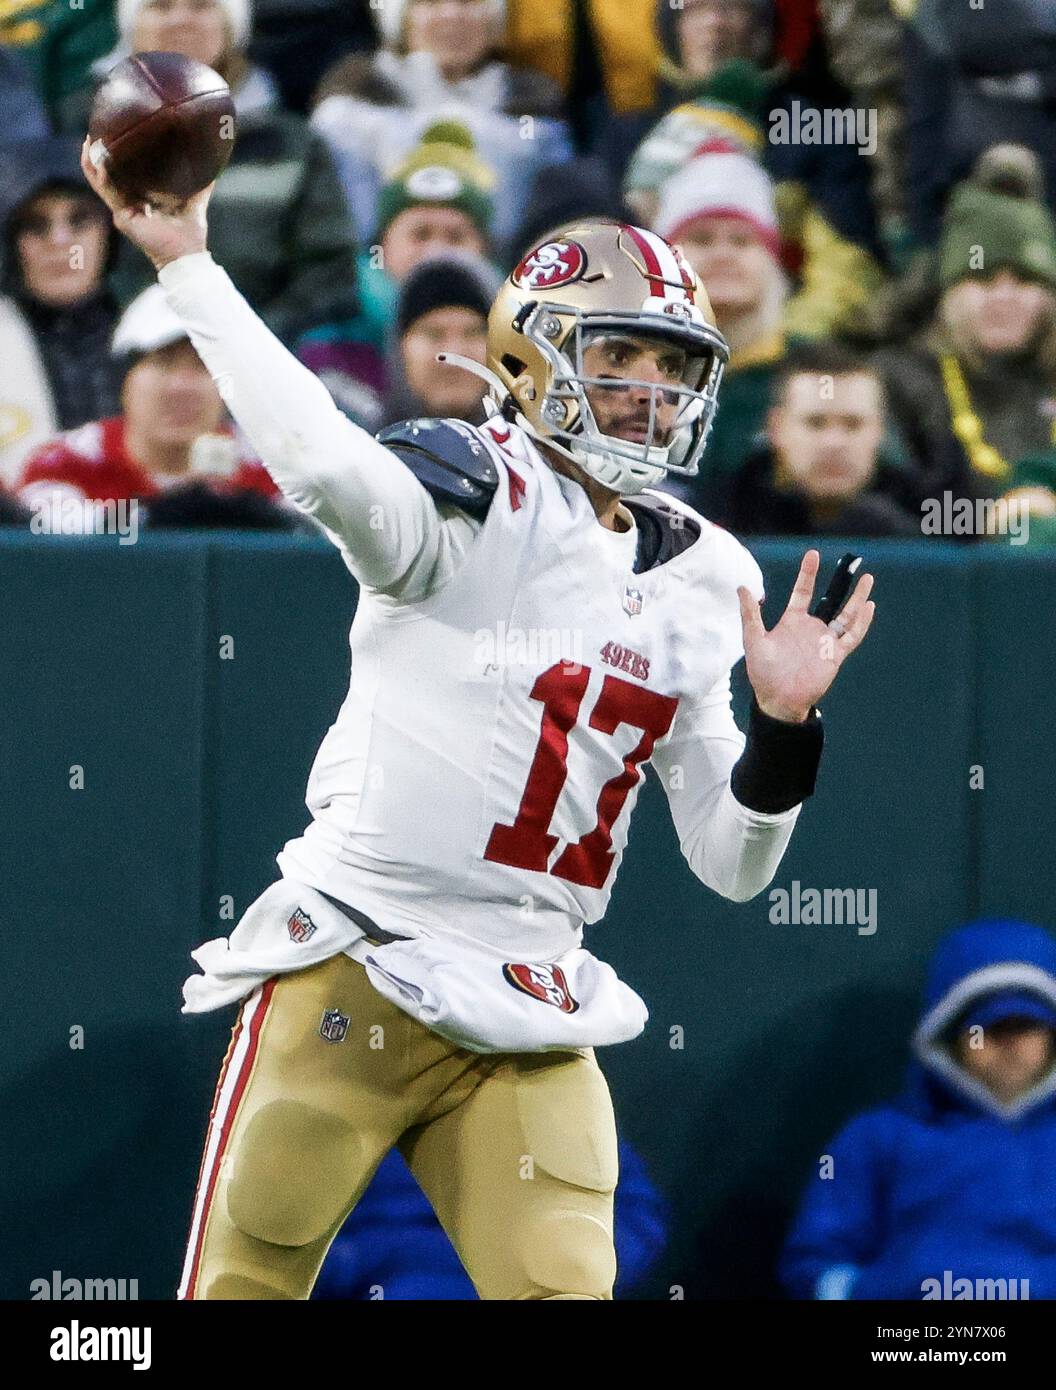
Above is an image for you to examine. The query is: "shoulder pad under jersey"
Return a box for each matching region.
[375,417,500,520]
[624,490,702,572]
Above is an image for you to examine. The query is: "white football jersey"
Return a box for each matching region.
[159,250,800,987]
[277,414,765,956]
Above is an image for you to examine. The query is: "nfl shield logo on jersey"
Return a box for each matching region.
[287,906,317,943]
[319,1008,350,1043]
[623,586,644,616]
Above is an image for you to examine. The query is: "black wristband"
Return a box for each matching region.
[730,696,824,814]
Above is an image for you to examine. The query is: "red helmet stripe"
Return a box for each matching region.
[674,246,695,293]
[620,224,691,301]
[620,222,665,290]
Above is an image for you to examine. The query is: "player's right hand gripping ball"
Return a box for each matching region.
[87,51,236,203]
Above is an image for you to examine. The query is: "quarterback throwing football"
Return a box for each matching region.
[83,142,874,1301]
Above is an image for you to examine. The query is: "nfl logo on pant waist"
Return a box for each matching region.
[319,1008,349,1043]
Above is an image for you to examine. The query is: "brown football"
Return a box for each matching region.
[87,51,236,203]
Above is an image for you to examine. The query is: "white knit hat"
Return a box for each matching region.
[118,0,252,51]
[373,0,505,49]
[112,284,191,359]
[653,144,781,261]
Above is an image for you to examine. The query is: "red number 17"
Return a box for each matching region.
[483,660,678,890]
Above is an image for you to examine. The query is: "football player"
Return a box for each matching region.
[82,142,875,1301]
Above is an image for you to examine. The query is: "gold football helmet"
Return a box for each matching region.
[480,220,729,495]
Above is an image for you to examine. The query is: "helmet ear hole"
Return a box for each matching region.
[502,369,538,422]
[501,353,526,376]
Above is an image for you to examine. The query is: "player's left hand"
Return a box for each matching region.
[737,549,875,723]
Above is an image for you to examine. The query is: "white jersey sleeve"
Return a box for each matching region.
[651,673,801,903]
[156,251,481,600]
[653,672,800,900]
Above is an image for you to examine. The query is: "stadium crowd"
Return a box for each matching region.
[2,0,1056,542]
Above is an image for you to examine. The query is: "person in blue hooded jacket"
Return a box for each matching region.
[780,918,1056,1301]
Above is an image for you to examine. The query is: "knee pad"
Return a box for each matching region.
[224,1099,363,1247]
[521,1210,617,1299]
[512,1057,619,1299]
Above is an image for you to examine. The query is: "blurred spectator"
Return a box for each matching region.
[625,62,772,225]
[372,127,494,281]
[653,145,788,479]
[654,0,771,90]
[837,242,943,356]
[697,341,920,536]
[33,0,118,130]
[310,0,572,250]
[874,146,1056,506]
[505,154,631,270]
[0,0,50,50]
[0,47,49,142]
[652,2,881,258]
[0,136,123,486]
[247,0,375,115]
[625,61,884,338]
[291,337,387,434]
[2,1,118,127]
[781,919,1056,1301]
[377,252,502,428]
[818,0,908,265]
[740,0,897,196]
[18,285,292,531]
[904,0,1056,248]
[62,0,360,344]
[313,1138,669,1300]
[503,0,662,172]
[298,123,496,375]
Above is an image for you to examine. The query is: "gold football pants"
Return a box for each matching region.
[178,951,619,1300]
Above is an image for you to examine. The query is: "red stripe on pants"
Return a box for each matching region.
[180,978,277,1299]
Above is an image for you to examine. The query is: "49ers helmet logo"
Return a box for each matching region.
[512,240,587,291]
[503,962,580,1012]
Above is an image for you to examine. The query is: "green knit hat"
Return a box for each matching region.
[940,146,1056,291]
[374,121,496,243]
[623,59,770,205]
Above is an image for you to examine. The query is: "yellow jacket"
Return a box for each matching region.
[777,183,887,340]
[0,0,49,48]
[504,0,661,114]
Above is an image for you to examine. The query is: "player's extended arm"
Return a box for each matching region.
[157,251,469,593]
[652,676,822,902]
[79,139,467,598]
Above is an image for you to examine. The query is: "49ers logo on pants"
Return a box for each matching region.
[503,962,579,1012]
